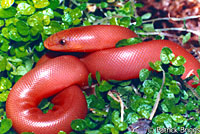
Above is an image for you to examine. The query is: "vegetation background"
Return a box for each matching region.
[0,0,199,133]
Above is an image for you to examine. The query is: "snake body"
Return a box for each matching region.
[6,25,200,133]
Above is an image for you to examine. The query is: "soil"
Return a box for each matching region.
[137,0,200,61]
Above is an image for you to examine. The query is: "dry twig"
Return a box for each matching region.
[149,69,165,120]
[108,91,125,122]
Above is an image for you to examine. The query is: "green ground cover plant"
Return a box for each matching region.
[0,0,199,134]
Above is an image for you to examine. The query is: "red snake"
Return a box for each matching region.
[6,25,200,133]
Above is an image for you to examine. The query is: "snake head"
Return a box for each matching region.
[44,25,138,52]
[44,30,76,52]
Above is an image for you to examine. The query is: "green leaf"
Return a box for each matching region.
[98,80,113,92]
[134,3,143,8]
[119,17,131,27]
[171,56,186,66]
[181,90,188,100]
[22,132,34,134]
[119,80,132,86]
[100,2,108,8]
[90,97,105,110]
[33,0,50,8]
[169,84,180,95]
[172,104,186,114]
[126,112,141,124]
[144,87,154,97]
[196,86,200,96]
[143,23,154,32]
[1,43,9,52]
[110,17,118,25]
[137,104,151,118]
[0,7,16,19]
[42,8,54,19]
[116,37,142,48]
[2,27,9,39]
[160,47,175,64]
[171,114,186,123]
[71,119,87,131]
[119,1,133,15]
[17,2,35,15]
[153,113,172,126]
[35,42,45,52]
[62,13,72,25]
[161,103,169,112]
[0,118,12,133]
[30,26,40,37]
[25,59,34,71]
[0,91,9,102]
[0,20,4,28]
[111,111,120,125]
[38,98,51,111]
[149,61,163,71]
[85,130,102,134]
[5,17,18,26]
[88,113,105,122]
[182,33,191,44]
[110,99,120,109]
[69,8,82,20]
[1,0,14,9]
[143,79,161,90]
[11,65,28,76]
[96,71,101,84]
[43,21,62,35]
[84,117,98,129]
[197,69,200,78]
[168,65,185,75]
[186,100,197,111]
[58,131,66,134]
[111,127,119,134]
[117,122,128,131]
[89,109,107,117]
[78,3,87,11]
[48,0,59,10]
[88,73,92,87]
[0,56,7,72]
[0,77,12,92]
[135,16,142,26]
[142,80,160,97]
[100,124,114,133]
[76,0,88,2]
[8,25,22,42]
[16,21,30,36]
[141,13,152,20]
[139,69,150,82]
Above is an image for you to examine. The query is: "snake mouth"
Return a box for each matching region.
[43,39,50,49]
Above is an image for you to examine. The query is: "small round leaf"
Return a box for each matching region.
[1,0,14,9]
[171,56,186,66]
[17,2,35,15]
[16,20,30,36]
[71,119,87,131]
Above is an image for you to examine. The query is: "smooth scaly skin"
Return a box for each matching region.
[6,25,200,133]
[6,56,89,134]
[44,25,137,52]
[81,40,200,80]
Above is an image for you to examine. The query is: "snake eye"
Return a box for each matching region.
[59,39,66,45]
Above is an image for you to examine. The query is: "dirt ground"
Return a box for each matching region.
[137,0,200,61]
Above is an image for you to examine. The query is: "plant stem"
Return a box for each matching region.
[131,0,138,17]
[142,15,200,24]
[136,31,179,38]
[155,28,200,36]
[149,69,165,120]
